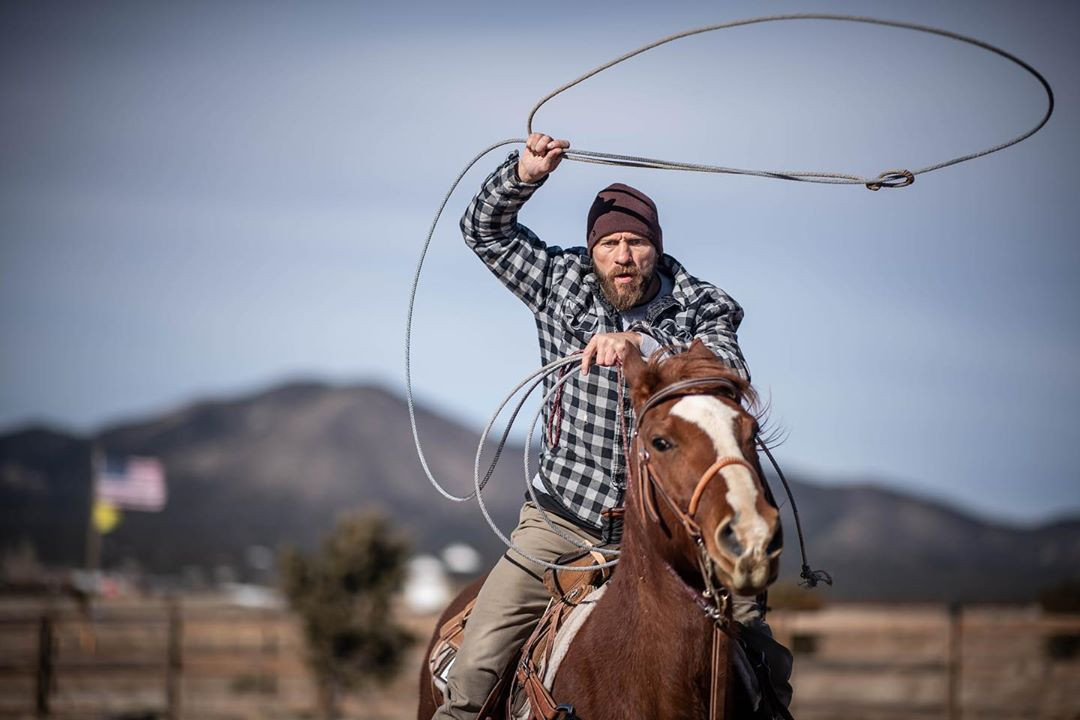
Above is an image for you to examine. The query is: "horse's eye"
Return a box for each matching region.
[651,436,673,452]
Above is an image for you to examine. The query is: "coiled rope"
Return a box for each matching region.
[405,14,1053,567]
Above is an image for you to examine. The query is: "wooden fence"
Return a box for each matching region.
[0,596,1077,720]
[0,596,318,720]
[769,604,1080,720]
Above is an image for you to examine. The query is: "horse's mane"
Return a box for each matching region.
[640,348,755,405]
[639,348,785,449]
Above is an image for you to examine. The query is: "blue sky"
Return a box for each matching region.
[2,1,1078,525]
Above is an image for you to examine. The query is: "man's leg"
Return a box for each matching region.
[434,502,601,720]
[733,595,794,711]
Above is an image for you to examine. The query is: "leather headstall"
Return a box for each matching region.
[634,376,761,543]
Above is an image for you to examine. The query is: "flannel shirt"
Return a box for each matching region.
[462,151,750,531]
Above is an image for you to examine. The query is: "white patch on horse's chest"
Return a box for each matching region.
[670,396,769,547]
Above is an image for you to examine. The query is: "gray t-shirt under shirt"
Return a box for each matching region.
[619,268,674,355]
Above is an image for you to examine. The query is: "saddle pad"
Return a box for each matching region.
[543,584,607,686]
[429,598,476,697]
[512,584,607,720]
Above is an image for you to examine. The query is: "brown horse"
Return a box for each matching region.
[419,340,783,719]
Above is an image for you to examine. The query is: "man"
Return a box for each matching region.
[433,133,792,720]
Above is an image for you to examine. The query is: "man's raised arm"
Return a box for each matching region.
[460,134,570,315]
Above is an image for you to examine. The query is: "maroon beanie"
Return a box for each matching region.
[586,183,663,255]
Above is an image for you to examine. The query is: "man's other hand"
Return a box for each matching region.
[517,133,570,184]
[580,332,642,376]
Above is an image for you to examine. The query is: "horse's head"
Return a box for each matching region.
[622,339,782,597]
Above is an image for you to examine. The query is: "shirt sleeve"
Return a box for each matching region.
[637,332,662,358]
[460,150,560,315]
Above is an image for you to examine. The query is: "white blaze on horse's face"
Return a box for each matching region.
[670,395,778,594]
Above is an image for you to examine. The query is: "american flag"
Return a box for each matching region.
[95,455,167,512]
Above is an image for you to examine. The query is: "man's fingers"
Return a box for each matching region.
[542,149,564,171]
[528,135,568,149]
[583,333,639,372]
[580,338,597,375]
[587,341,609,368]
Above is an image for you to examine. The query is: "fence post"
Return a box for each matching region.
[166,599,182,720]
[946,602,963,720]
[35,613,54,718]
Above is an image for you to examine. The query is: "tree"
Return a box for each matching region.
[280,510,414,719]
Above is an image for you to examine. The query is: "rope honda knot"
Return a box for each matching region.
[866,169,915,191]
[799,563,834,588]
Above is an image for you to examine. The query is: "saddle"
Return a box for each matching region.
[426,547,613,720]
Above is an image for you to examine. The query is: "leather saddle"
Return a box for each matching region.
[426,546,614,720]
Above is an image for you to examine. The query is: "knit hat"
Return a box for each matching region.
[586,183,663,255]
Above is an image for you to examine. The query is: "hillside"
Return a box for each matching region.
[1,380,1077,601]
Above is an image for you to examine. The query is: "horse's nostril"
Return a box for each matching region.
[766,525,783,555]
[715,520,743,557]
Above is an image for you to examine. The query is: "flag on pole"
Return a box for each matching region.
[95,455,167,511]
[92,499,122,534]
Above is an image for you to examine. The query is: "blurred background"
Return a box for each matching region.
[1,1,1078,718]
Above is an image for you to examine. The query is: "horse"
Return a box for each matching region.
[419,339,784,719]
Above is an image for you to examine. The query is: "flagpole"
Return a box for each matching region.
[85,443,101,572]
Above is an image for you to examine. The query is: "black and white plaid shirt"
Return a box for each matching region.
[462,151,750,531]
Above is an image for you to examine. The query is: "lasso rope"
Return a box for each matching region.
[529,13,1054,190]
[474,356,620,571]
[405,14,1053,567]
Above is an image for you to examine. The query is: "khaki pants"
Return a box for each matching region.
[433,502,793,719]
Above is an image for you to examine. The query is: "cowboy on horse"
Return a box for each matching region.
[428,133,794,719]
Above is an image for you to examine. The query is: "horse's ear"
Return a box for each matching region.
[686,338,716,360]
[622,349,656,410]
[622,348,647,390]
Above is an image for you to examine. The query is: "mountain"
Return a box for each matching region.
[0,382,525,581]
[1,381,1077,602]
[770,478,1080,602]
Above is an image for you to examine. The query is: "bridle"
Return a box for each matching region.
[635,377,763,546]
[633,376,766,624]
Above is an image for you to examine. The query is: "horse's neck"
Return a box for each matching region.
[575,514,717,716]
[605,519,713,651]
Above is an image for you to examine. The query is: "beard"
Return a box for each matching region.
[597,264,655,311]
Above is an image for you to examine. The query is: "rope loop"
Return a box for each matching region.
[527,14,1053,189]
[866,169,915,191]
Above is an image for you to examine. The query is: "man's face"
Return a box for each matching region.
[592,231,658,311]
